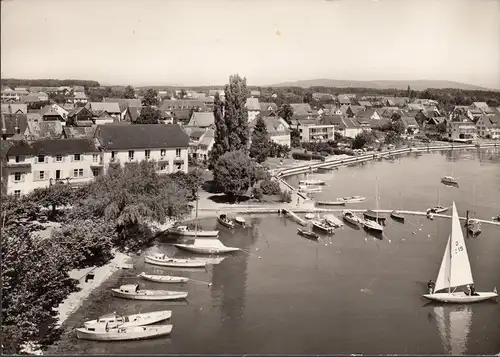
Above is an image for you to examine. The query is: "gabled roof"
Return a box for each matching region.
[73,85,85,92]
[125,106,143,122]
[188,112,215,128]
[42,107,63,117]
[95,124,189,150]
[337,95,351,104]
[20,95,41,103]
[86,102,121,113]
[7,139,98,156]
[290,103,313,116]
[1,114,28,136]
[25,121,63,140]
[103,98,141,112]
[357,101,372,107]
[368,118,390,129]
[348,105,366,115]
[259,102,278,112]
[74,92,87,99]
[321,115,360,129]
[249,117,290,136]
[478,114,500,126]
[159,100,205,111]
[245,98,260,111]
[63,126,97,139]
[401,116,419,127]
[1,103,28,115]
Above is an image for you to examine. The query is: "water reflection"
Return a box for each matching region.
[432,306,472,355]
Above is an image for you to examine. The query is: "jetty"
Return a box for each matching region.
[280,208,308,226]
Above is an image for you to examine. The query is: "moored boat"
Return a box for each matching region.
[493,215,500,222]
[217,214,235,229]
[311,219,335,233]
[336,196,366,203]
[466,219,481,236]
[145,254,207,268]
[427,205,449,214]
[342,210,363,225]
[297,227,320,240]
[315,200,346,206]
[390,210,405,222]
[363,210,386,225]
[138,272,189,284]
[167,225,219,237]
[174,238,240,254]
[76,324,173,341]
[441,176,459,185]
[362,219,384,233]
[234,216,246,226]
[323,214,343,228]
[111,285,188,301]
[298,179,326,186]
[299,185,322,193]
[84,310,171,328]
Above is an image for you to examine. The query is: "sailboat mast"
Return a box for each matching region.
[194,190,199,239]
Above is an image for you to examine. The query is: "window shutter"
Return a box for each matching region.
[44,156,48,163]
[34,171,39,180]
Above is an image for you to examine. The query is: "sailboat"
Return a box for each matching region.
[298,166,325,186]
[427,187,449,214]
[433,306,472,355]
[423,202,498,303]
[362,180,384,233]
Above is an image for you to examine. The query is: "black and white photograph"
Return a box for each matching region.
[1,0,500,355]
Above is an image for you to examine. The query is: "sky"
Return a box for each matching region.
[1,0,499,89]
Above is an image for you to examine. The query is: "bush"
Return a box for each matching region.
[260,179,281,195]
[251,187,263,200]
[279,190,292,203]
[292,152,325,161]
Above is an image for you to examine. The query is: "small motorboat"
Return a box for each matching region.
[315,200,346,206]
[234,216,246,226]
[84,310,172,328]
[363,210,386,225]
[342,210,363,225]
[466,219,481,236]
[138,272,189,284]
[336,196,366,204]
[297,228,320,240]
[145,254,207,268]
[305,213,315,220]
[362,219,384,233]
[76,323,173,341]
[390,210,405,222]
[111,285,188,301]
[323,214,343,228]
[298,179,326,186]
[311,219,335,233]
[217,214,235,229]
[427,206,449,214]
[174,238,240,254]
[441,176,459,185]
[168,225,219,237]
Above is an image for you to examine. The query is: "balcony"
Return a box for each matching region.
[90,159,104,167]
[5,161,31,169]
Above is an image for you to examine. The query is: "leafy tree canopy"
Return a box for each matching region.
[213,150,257,198]
[123,85,136,99]
[141,88,159,106]
[249,116,270,163]
[136,106,162,124]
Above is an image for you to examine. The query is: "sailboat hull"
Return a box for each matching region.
[423,292,498,303]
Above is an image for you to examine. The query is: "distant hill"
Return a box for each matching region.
[269,79,494,91]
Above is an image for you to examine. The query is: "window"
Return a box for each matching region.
[92,168,99,177]
[14,172,22,182]
[111,151,116,159]
[160,164,167,171]
[14,190,21,198]
[73,169,84,178]
[175,149,181,157]
[145,150,151,159]
[128,150,134,160]
[161,149,166,157]
[15,156,24,163]
[39,171,45,180]
[56,154,63,162]
[37,155,45,163]
[93,154,99,162]
[74,154,81,161]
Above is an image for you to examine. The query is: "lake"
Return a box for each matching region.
[52,148,500,355]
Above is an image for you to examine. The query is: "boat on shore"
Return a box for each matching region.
[297,227,320,240]
[311,219,335,233]
[298,179,326,186]
[84,310,171,328]
[336,196,366,203]
[111,285,188,301]
[145,254,207,268]
[76,324,173,341]
[167,225,219,237]
[363,210,386,225]
[217,214,235,229]
[323,214,343,228]
[390,210,405,222]
[174,239,240,254]
[315,200,346,206]
[441,176,459,185]
[342,210,363,225]
[423,202,497,303]
[138,272,189,283]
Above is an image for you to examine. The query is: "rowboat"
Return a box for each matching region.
[423,202,497,303]
[145,254,207,268]
[342,210,363,225]
[217,214,235,229]
[84,310,171,328]
[323,214,343,228]
[427,206,449,214]
[174,238,240,254]
[76,324,173,341]
[315,200,346,206]
[336,196,366,203]
[234,216,246,226]
[311,219,335,233]
[363,210,386,225]
[466,219,481,236]
[390,210,405,222]
[298,179,325,186]
[441,176,459,185]
[111,284,188,301]
[138,272,189,283]
[362,219,384,233]
[167,225,219,237]
[297,228,320,240]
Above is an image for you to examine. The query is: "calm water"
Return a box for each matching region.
[55,149,500,355]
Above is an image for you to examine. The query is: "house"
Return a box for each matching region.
[250,90,261,98]
[356,108,382,120]
[337,95,351,105]
[40,104,69,121]
[290,103,314,120]
[103,98,142,118]
[426,116,446,127]
[293,117,335,143]
[187,112,215,128]
[245,98,260,122]
[1,89,29,101]
[159,100,206,112]
[187,128,215,162]
[312,93,334,101]
[447,110,476,140]
[259,102,278,116]
[24,121,63,140]
[67,107,94,126]
[250,117,291,147]
[169,109,192,124]
[346,105,366,118]
[37,92,49,102]
[401,116,420,135]
[20,95,42,105]
[322,115,363,139]
[368,118,391,131]
[476,114,500,139]
[469,102,495,116]
[27,112,43,123]
[41,107,65,123]
[94,124,189,174]
[1,114,28,140]
[73,86,85,93]
[379,107,404,118]
[62,126,97,140]
[92,110,115,125]
[73,92,88,104]
[123,106,143,123]
[357,101,373,108]
[86,102,122,121]
[4,138,101,196]
[1,103,28,115]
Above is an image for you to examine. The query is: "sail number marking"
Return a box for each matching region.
[454,241,464,255]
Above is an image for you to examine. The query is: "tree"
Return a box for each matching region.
[290,128,301,148]
[28,184,75,218]
[384,131,402,146]
[209,93,230,170]
[224,74,250,152]
[124,85,136,99]
[278,103,294,125]
[213,150,256,199]
[352,131,374,149]
[141,88,159,106]
[167,169,204,201]
[303,91,313,104]
[136,106,162,124]
[249,116,270,163]
[177,89,187,99]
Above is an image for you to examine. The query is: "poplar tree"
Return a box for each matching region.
[209,93,229,170]
[224,74,249,151]
[249,116,270,163]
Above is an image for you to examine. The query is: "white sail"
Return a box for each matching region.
[434,237,452,293]
[449,307,472,355]
[449,202,474,289]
